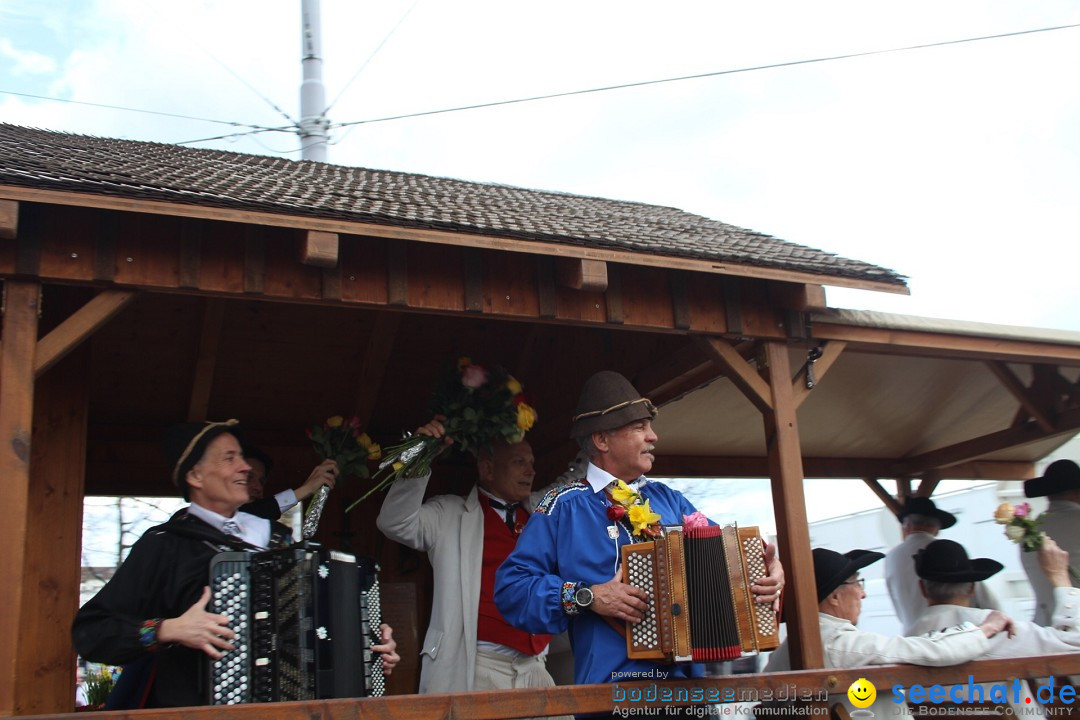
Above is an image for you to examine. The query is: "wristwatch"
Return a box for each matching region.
[573,583,594,611]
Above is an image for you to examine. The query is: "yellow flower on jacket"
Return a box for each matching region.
[516,402,537,431]
[610,479,639,507]
[628,500,661,536]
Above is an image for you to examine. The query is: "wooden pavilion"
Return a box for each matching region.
[1,123,1078,718]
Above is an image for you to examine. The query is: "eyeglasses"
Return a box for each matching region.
[842,578,866,589]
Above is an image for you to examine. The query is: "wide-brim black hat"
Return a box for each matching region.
[164,419,243,498]
[1024,459,1080,498]
[898,496,957,530]
[813,548,884,602]
[570,371,657,438]
[914,539,1003,583]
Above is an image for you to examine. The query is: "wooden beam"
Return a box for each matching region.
[792,340,847,410]
[812,321,1080,366]
[34,290,138,378]
[556,258,608,292]
[20,347,88,714]
[862,478,901,516]
[762,340,822,670]
[352,312,400,427]
[300,229,338,268]
[187,299,225,422]
[0,199,16,240]
[986,360,1056,433]
[916,472,943,498]
[699,337,773,414]
[769,282,827,312]
[633,341,723,408]
[0,185,913,295]
[0,280,39,716]
[892,404,1080,477]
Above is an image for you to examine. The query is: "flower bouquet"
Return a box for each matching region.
[606,479,662,539]
[346,357,537,510]
[303,415,382,537]
[993,501,1079,580]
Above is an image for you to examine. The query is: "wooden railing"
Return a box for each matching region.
[18,655,1080,720]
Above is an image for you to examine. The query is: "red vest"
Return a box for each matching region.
[476,494,551,655]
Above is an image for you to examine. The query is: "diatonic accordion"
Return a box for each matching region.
[621,525,780,663]
[207,543,385,705]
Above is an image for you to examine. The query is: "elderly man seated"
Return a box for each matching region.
[764,547,1013,716]
[906,538,1080,715]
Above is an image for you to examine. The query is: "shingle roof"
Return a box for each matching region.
[0,124,905,287]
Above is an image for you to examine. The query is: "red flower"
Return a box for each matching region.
[607,505,626,522]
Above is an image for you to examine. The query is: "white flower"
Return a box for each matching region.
[1005,525,1025,541]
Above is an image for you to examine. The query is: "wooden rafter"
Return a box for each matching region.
[792,340,847,410]
[0,198,15,240]
[648,456,1035,481]
[634,341,724,407]
[891,404,1080,477]
[187,299,225,422]
[986,360,1056,432]
[862,478,902,516]
[699,337,773,414]
[33,290,138,378]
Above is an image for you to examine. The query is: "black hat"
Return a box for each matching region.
[1024,459,1080,499]
[898,496,957,530]
[914,539,1003,583]
[570,371,657,438]
[812,548,884,603]
[164,419,242,500]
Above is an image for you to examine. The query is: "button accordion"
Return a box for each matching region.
[621,524,780,662]
[207,543,385,704]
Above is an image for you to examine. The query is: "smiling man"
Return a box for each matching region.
[494,370,785,689]
[73,419,399,708]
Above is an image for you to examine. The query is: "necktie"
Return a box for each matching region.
[222,519,242,538]
[488,498,519,533]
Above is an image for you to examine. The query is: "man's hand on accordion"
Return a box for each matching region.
[157,586,237,659]
[593,567,650,623]
[750,542,785,613]
[372,623,401,676]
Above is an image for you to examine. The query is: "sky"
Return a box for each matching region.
[2,0,1079,331]
[4,2,1079,566]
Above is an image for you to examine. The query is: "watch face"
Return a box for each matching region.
[575,586,594,607]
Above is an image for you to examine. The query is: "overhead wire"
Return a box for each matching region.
[329,22,1080,131]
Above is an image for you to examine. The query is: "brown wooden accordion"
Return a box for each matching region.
[621,524,780,662]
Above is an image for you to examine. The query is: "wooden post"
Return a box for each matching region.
[17,347,89,714]
[0,280,40,716]
[762,340,823,669]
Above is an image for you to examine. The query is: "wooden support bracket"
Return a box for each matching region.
[301,230,339,268]
[556,258,608,292]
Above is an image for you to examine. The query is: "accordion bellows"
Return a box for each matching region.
[207,544,384,704]
[622,525,780,662]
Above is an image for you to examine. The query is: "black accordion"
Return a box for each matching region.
[207,543,385,705]
[621,524,780,663]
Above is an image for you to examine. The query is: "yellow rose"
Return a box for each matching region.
[367,443,382,461]
[610,479,638,507]
[628,500,661,536]
[326,416,344,428]
[516,402,537,431]
[357,432,373,448]
[993,502,1015,525]
[506,377,523,395]
[393,461,404,472]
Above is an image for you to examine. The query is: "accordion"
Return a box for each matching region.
[621,524,780,662]
[207,543,385,705]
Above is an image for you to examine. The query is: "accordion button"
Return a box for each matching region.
[671,603,682,616]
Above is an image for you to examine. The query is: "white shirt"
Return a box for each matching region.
[187,503,270,549]
[884,531,1000,633]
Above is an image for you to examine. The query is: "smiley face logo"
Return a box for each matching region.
[847,678,876,708]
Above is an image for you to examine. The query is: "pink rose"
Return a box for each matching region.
[683,511,710,530]
[461,364,489,389]
[1014,502,1031,519]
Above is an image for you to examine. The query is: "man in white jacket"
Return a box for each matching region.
[764,547,1013,717]
[907,538,1080,716]
[376,418,570,708]
[1021,460,1080,626]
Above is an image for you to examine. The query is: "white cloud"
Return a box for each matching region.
[0,37,56,74]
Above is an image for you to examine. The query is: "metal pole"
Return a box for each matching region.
[300,0,329,162]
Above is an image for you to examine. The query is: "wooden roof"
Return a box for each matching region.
[0,123,906,290]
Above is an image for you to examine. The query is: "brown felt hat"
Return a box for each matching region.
[569,371,657,439]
